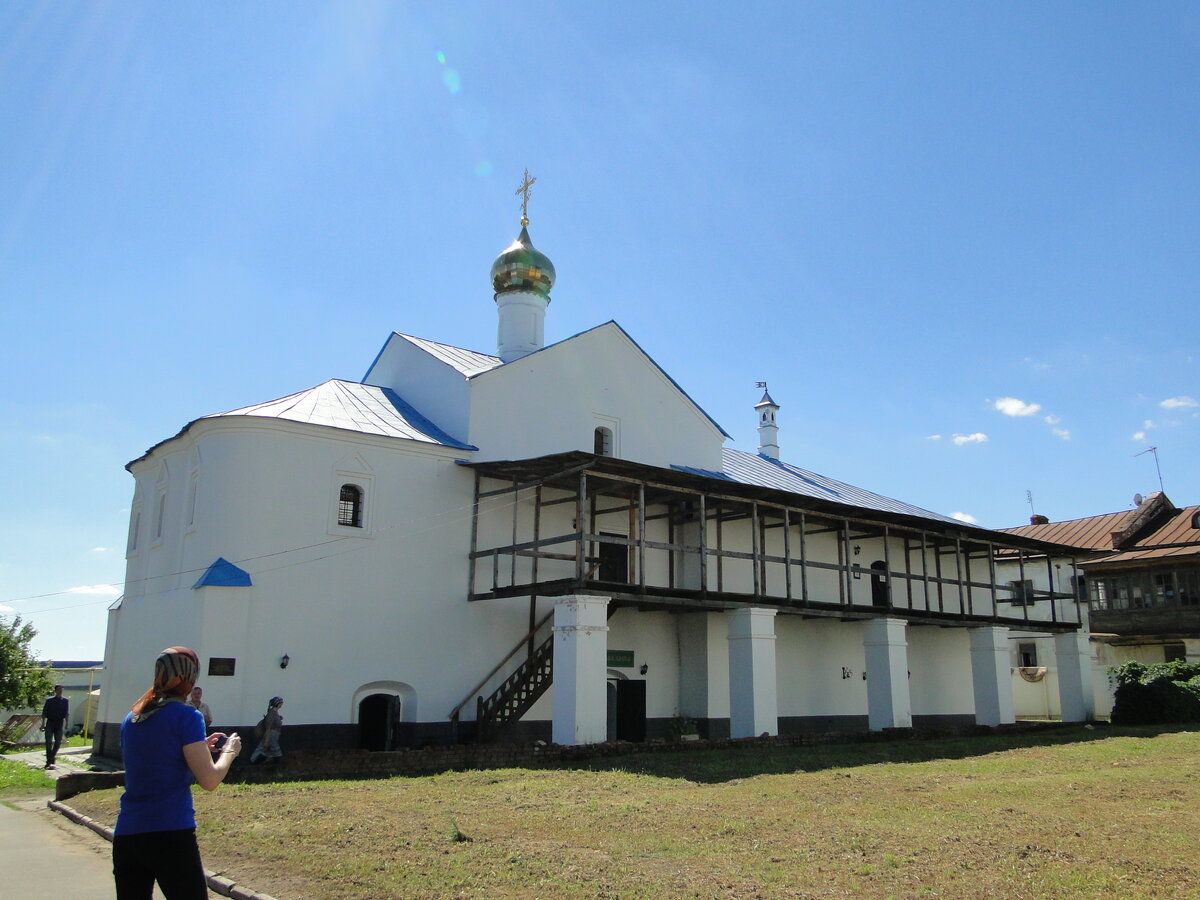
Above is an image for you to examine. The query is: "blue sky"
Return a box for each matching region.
[1,2,1196,660]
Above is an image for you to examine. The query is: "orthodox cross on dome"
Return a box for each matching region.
[516,168,537,226]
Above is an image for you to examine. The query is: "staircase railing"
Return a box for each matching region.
[474,633,554,740]
[448,611,554,733]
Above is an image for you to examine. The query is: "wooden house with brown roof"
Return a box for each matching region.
[999,492,1200,717]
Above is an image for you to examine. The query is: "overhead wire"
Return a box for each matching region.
[2,477,547,613]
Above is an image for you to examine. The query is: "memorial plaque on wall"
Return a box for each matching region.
[208,657,236,676]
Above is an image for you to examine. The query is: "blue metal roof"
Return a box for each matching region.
[394,334,502,377]
[674,449,963,525]
[209,380,476,450]
[193,557,252,588]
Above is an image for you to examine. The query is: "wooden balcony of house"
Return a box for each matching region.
[461,452,1085,634]
[1090,600,1200,637]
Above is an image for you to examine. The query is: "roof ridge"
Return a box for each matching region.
[396,332,499,360]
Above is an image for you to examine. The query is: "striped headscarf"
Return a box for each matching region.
[130,646,200,723]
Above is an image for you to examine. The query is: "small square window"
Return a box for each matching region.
[1008,580,1035,605]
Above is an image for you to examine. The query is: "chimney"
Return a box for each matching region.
[754,386,780,459]
[1030,514,1050,526]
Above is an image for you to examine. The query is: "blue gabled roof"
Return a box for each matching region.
[674,448,963,526]
[192,557,253,588]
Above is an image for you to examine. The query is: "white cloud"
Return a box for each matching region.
[1132,431,1146,441]
[951,512,978,524]
[66,584,120,596]
[1160,396,1197,409]
[1142,419,1156,430]
[90,547,110,553]
[952,432,988,446]
[1052,428,1071,440]
[994,397,1041,417]
[0,603,14,614]
[1043,414,1060,425]
[926,434,942,441]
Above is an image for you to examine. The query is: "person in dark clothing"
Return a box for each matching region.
[40,685,69,769]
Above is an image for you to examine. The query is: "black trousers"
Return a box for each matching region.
[44,721,64,764]
[112,828,208,900]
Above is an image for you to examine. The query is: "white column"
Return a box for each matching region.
[864,617,912,730]
[969,626,1015,726]
[1054,630,1095,722]
[727,607,778,738]
[551,595,610,745]
[1183,639,1200,663]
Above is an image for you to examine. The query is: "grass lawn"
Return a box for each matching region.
[65,726,1199,899]
[0,756,57,803]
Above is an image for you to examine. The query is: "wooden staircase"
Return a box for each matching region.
[475,634,553,741]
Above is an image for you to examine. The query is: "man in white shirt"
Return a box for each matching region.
[188,685,213,730]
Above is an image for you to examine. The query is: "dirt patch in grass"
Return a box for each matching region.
[66,726,1200,899]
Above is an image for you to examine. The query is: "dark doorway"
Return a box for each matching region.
[598,532,628,583]
[359,693,401,751]
[870,561,890,608]
[614,679,646,742]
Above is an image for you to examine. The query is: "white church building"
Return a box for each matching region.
[96,195,1094,758]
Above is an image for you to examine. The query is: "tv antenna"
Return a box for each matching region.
[1134,446,1165,494]
[1025,490,1036,518]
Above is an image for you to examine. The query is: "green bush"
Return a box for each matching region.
[1110,660,1200,725]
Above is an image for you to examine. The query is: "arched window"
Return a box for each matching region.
[594,426,613,457]
[338,484,363,528]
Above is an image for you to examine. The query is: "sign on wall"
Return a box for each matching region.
[607,650,635,668]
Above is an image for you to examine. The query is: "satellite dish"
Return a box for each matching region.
[1133,493,1144,507]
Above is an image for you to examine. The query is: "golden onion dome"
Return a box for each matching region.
[490,225,555,299]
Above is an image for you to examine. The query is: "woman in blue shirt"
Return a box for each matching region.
[113,646,241,899]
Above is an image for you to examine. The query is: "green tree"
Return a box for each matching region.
[0,616,54,710]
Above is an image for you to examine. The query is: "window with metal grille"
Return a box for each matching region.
[338,484,363,527]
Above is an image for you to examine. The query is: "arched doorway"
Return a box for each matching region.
[359,693,401,751]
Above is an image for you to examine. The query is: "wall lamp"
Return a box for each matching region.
[639,664,649,675]
[279,654,290,669]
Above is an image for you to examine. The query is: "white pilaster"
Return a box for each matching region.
[551,595,610,745]
[1183,638,1200,663]
[1054,630,1095,722]
[727,607,778,738]
[969,626,1015,726]
[496,290,549,363]
[864,617,912,730]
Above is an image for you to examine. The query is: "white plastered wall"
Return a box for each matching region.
[100,417,564,735]
[467,324,725,472]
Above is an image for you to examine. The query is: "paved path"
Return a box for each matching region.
[7,743,113,775]
[2,748,220,899]
[0,798,127,899]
